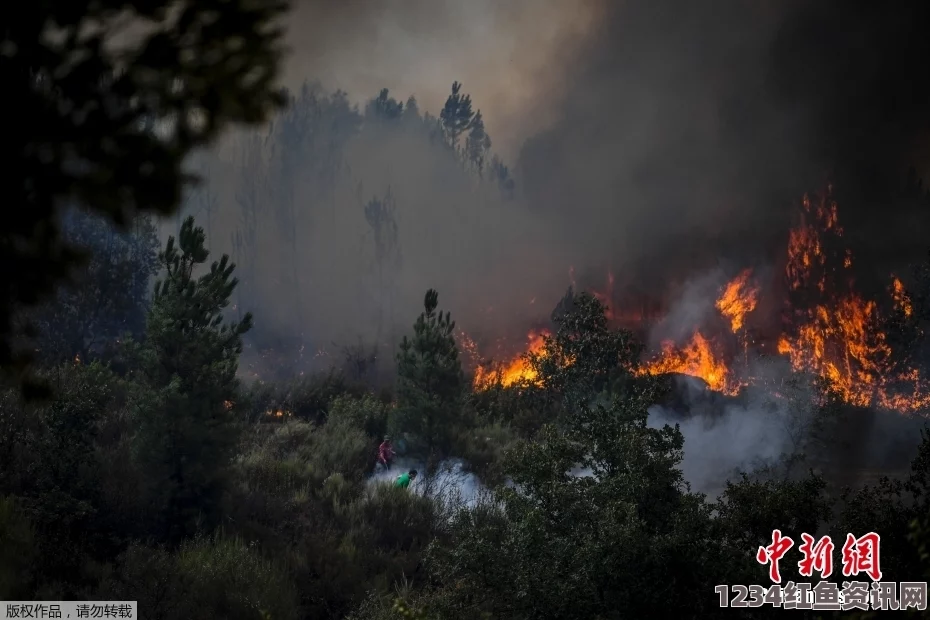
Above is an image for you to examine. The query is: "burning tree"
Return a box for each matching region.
[777,188,930,411]
[469,185,930,415]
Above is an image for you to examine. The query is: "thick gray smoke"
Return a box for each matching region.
[648,394,803,496]
[643,267,815,495]
[165,2,930,382]
[517,0,930,287]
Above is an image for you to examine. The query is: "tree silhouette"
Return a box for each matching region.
[465,110,492,176]
[366,88,405,122]
[4,0,288,396]
[30,210,159,364]
[439,81,475,150]
[363,187,402,351]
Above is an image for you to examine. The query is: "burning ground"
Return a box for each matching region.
[456,186,930,491]
[462,186,929,415]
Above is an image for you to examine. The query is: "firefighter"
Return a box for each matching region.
[394,469,417,489]
[377,435,395,471]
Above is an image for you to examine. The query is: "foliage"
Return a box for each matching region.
[329,393,390,441]
[423,395,723,620]
[532,290,647,409]
[97,536,299,620]
[0,362,144,597]
[30,209,159,364]
[455,421,517,486]
[837,429,930,579]
[439,82,475,151]
[3,0,288,395]
[3,264,930,618]
[1,96,927,618]
[132,217,251,542]
[394,290,466,464]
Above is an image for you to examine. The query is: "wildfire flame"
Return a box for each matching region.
[472,329,551,389]
[775,191,929,411]
[715,269,760,333]
[892,277,913,318]
[638,332,740,395]
[465,187,930,414]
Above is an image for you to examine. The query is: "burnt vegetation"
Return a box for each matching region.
[5,2,930,620]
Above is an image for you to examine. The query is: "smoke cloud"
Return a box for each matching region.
[648,392,802,496]
[368,457,486,508]
[517,0,930,285]
[280,0,603,161]
[173,2,930,383]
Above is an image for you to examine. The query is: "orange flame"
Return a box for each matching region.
[472,329,551,389]
[892,277,913,318]
[715,269,760,332]
[467,188,928,413]
[776,191,927,412]
[638,332,741,395]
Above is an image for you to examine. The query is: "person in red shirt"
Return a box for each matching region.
[377,435,395,471]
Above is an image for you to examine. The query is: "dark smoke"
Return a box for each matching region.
[181,2,930,392]
[510,1,930,488]
[517,0,930,289]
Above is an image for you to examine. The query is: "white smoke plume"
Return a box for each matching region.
[647,397,801,496]
[367,457,486,507]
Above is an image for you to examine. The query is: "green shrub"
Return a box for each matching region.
[456,422,516,486]
[98,537,299,620]
[329,394,389,440]
[284,370,366,424]
[313,419,372,484]
[353,484,439,553]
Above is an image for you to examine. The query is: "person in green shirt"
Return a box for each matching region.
[394,470,418,489]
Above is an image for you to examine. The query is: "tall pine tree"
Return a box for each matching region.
[134,216,252,542]
[394,290,464,468]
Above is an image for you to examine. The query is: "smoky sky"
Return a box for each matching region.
[280,0,602,161]
[517,0,930,287]
[276,0,930,270]
[181,1,930,371]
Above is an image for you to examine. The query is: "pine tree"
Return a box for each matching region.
[394,290,464,466]
[134,216,252,542]
[465,110,492,176]
[366,88,404,122]
[439,82,475,151]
